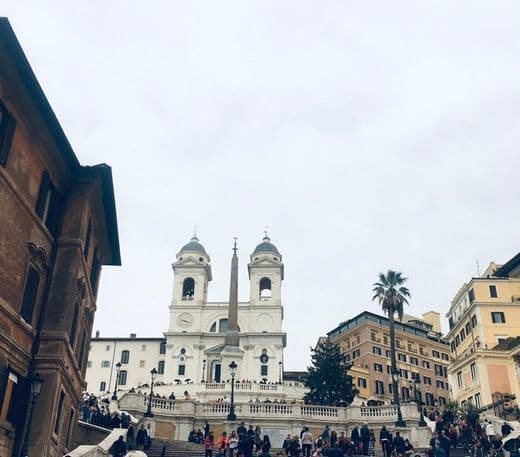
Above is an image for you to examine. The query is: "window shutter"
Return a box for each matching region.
[0,105,16,167]
[20,267,40,324]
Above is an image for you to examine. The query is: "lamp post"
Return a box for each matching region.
[278,361,283,384]
[411,374,426,427]
[20,372,43,457]
[391,368,406,427]
[111,362,122,400]
[202,359,207,383]
[144,368,158,418]
[227,361,237,421]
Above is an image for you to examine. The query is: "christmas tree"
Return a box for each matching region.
[304,338,355,405]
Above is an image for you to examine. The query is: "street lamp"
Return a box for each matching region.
[391,368,406,427]
[202,359,207,383]
[111,362,122,400]
[227,361,237,421]
[278,361,283,384]
[20,372,43,457]
[144,368,158,418]
[411,374,426,427]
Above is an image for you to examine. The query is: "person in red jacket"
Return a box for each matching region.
[205,431,215,457]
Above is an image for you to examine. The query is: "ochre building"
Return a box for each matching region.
[0,18,120,457]
[446,258,520,409]
[328,311,451,406]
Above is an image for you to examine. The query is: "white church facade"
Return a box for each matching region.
[85,235,288,395]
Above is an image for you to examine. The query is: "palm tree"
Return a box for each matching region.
[373,270,411,427]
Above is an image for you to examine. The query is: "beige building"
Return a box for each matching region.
[327,311,451,406]
[446,257,520,409]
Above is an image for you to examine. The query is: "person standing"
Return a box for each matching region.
[262,435,272,457]
[380,426,391,457]
[205,421,211,438]
[351,426,360,454]
[205,431,215,457]
[229,430,239,457]
[136,424,148,450]
[360,423,370,456]
[109,435,127,457]
[301,427,313,457]
[217,431,229,457]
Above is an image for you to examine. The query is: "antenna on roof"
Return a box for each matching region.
[264,225,269,239]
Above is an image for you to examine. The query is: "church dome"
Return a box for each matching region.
[179,236,207,254]
[253,236,280,255]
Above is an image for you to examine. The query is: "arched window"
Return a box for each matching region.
[158,360,165,374]
[219,319,228,333]
[121,350,130,364]
[99,381,106,392]
[118,370,127,386]
[159,341,166,354]
[209,322,217,332]
[182,277,195,298]
[259,277,272,298]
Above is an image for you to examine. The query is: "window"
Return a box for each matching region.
[54,390,65,434]
[178,365,186,376]
[141,345,146,351]
[36,171,62,236]
[160,341,167,354]
[358,378,367,388]
[182,277,195,298]
[158,361,165,374]
[388,383,393,394]
[101,361,110,368]
[261,365,268,376]
[438,396,446,406]
[491,312,505,323]
[385,350,391,358]
[471,315,478,328]
[387,365,392,374]
[398,354,407,362]
[259,277,272,298]
[432,350,440,358]
[475,393,481,408]
[106,345,111,351]
[400,369,408,379]
[20,266,40,324]
[374,363,383,372]
[69,303,79,348]
[219,319,229,333]
[396,339,402,349]
[470,363,477,380]
[121,350,130,364]
[383,335,389,345]
[423,376,432,385]
[422,361,430,369]
[373,346,382,355]
[441,353,449,361]
[455,335,460,347]
[489,285,498,298]
[434,364,443,376]
[352,349,360,359]
[465,322,471,334]
[118,370,127,385]
[371,331,379,342]
[0,99,16,166]
[468,288,475,303]
[78,331,87,369]
[457,371,462,387]
[450,342,455,352]
[375,380,385,395]
[410,357,418,365]
[460,328,466,341]
[425,393,434,406]
[402,387,410,401]
[65,409,75,448]
[436,380,445,389]
[99,381,106,391]
[90,248,101,292]
[139,360,145,368]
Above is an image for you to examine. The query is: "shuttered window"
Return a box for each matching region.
[20,266,40,324]
[35,172,62,236]
[0,100,16,167]
[54,391,65,434]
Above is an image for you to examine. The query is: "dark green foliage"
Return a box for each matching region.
[304,338,354,406]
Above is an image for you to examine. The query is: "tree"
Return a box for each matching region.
[372,270,411,426]
[304,338,354,406]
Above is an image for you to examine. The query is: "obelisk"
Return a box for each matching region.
[224,238,240,349]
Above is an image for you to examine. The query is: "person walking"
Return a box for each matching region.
[136,425,148,450]
[109,435,127,457]
[262,435,272,457]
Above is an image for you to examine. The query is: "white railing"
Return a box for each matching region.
[118,393,421,424]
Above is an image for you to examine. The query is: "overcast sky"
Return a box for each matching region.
[4,2,520,370]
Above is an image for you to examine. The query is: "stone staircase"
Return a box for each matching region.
[145,439,206,457]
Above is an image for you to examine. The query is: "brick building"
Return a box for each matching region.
[327,311,451,406]
[0,18,120,457]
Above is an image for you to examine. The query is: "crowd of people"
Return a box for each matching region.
[425,408,514,457]
[80,392,133,429]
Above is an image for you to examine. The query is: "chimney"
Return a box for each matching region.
[95,330,100,338]
[130,333,136,338]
